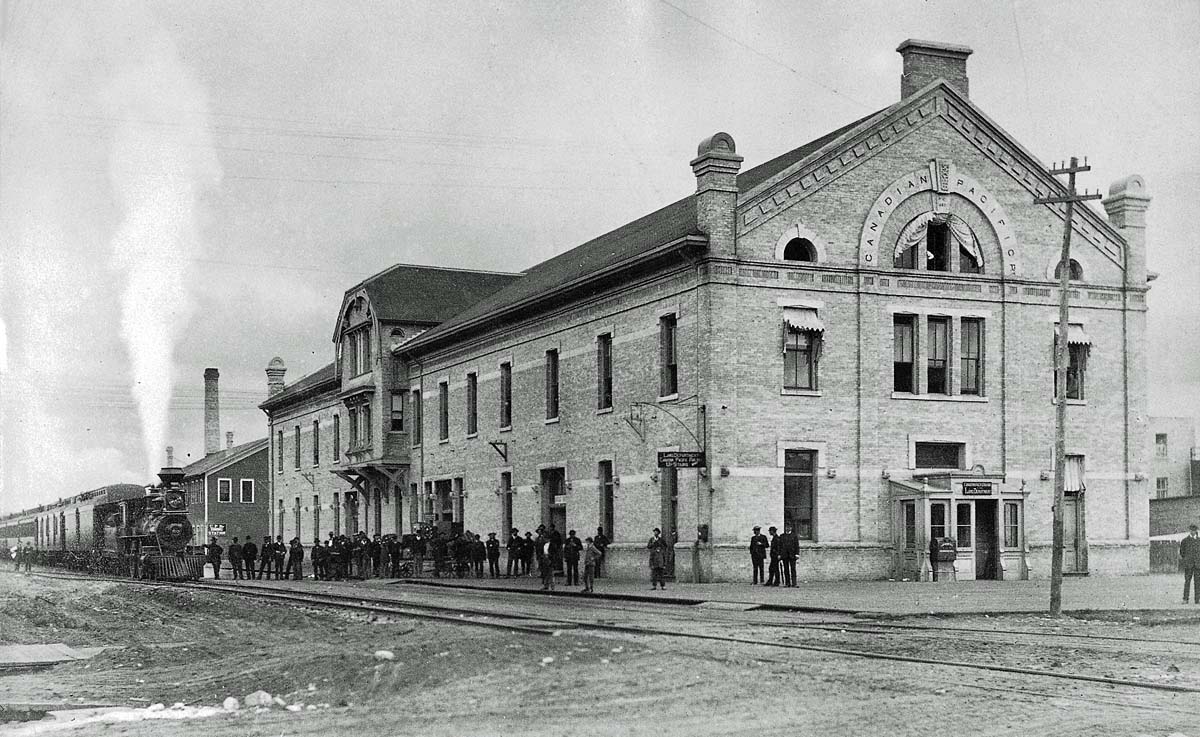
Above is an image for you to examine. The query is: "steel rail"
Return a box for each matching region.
[25,571,1200,696]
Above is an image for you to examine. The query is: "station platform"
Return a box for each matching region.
[340,571,1200,616]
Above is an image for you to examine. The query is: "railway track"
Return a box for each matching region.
[26,571,1200,706]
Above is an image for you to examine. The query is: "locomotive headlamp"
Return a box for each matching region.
[164,491,186,511]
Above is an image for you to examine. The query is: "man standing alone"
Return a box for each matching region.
[1182,524,1200,604]
[242,538,258,580]
[257,535,274,580]
[647,528,668,590]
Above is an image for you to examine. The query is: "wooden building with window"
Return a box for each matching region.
[387,39,1151,582]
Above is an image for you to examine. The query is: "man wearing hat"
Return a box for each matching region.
[749,526,769,585]
[1181,524,1200,604]
[765,526,782,587]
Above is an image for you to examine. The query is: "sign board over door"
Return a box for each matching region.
[657,451,706,468]
[961,482,994,496]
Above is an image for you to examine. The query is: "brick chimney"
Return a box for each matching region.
[897,39,973,99]
[266,357,287,397]
[1102,175,1151,286]
[203,368,220,456]
[691,132,743,258]
[226,431,234,450]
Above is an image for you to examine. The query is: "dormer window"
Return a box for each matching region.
[344,327,372,376]
[782,237,817,262]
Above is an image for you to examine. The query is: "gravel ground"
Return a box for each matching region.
[0,573,1197,736]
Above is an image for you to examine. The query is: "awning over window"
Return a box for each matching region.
[1066,323,1091,346]
[1064,455,1086,493]
[783,307,824,334]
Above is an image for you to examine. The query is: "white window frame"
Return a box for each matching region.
[217,477,233,504]
[240,479,255,504]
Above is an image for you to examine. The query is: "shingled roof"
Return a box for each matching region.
[182,438,269,479]
[400,106,891,355]
[342,264,522,328]
[258,362,337,412]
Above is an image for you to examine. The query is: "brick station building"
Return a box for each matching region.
[270,40,1154,582]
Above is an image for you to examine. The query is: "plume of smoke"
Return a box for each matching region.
[103,32,222,480]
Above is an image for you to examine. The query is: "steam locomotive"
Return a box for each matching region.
[0,464,204,581]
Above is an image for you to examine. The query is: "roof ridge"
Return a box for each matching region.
[344,261,524,296]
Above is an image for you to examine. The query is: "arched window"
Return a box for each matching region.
[782,237,817,262]
[894,214,983,273]
[1054,259,1083,281]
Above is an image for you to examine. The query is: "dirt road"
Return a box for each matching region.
[0,574,1196,736]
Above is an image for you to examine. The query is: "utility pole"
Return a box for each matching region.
[1034,157,1101,616]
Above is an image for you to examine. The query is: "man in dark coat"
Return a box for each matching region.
[594,527,610,578]
[256,535,274,580]
[286,538,305,580]
[749,526,769,585]
[204,537,223,580]
[411,533,426,577]
[369,534,383,578]
[536,530,554,590]
[486,532,501,578]
[548,523,564,574]
[387,535,402,578]
[241,538,258,579]
[228,537,244,580]
[1182,524,1200,604]
[505,528,521,578]
[273,536,287,577]
[780,524,799,588]
[647,528,668,590]
[522,531,536,576]
[765,527,781,587]
[563,530,583,586]
[312,539,327,580]
[470,534,486,577]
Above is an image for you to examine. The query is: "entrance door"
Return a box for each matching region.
[660,467,678,577]
[975,500,998,580]
[1062,495,1086,573]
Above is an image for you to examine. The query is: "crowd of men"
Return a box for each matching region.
[198,524,613,587]
[747,524,801,587]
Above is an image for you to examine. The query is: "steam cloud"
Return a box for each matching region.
[104,32,221,479]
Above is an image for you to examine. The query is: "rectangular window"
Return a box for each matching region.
[313,494,320,540]
[294,496,301,539]
[893,315,915,393]
[500,362,512,428]
[1156,477,1169,499]
[903,501,916,548]
[391,393,405,432]
[412,391,422,445]
[438,382,449,441]
[240,479,254,504]
[926,222,950,271]
[466,373,478,435]
[293,426,301,469]
[956,503,972,548]
[599,460,615,539]
[333,492,341,536]
[424,481,434,519]
[659,314,678,397]
[545,350,559,420]
[1004,502,1020,547]
[500,472,513,535]
[345,334,357,376]
[927,316,949,395]
[217,478,232,503]
[361,328,371,372]
[1056,336,1089,401]
[597,333,613,410]
[348,408,358,447]
[333,414,340,462]
[313,420,320,466]
[783,329,816,390]
[1156,434,1168,459]
[362,404,372,445]
[783,449,816,540]
[930,502,947,540]
[1064,454,1085,493]
[277,430,284,473]
[915,442,964,469]
[961,318,983,395]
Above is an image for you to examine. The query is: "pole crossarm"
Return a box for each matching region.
[1033,193,1103,205]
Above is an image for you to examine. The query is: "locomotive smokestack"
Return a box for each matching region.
[204,367,220,456]
[157,445,185,485]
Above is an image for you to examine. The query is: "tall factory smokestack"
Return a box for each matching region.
[204,368,220,456]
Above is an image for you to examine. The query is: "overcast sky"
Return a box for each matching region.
[1,0,1197,513]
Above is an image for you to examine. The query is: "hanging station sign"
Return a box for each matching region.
[657,451,706,469]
